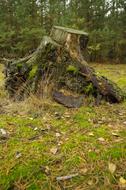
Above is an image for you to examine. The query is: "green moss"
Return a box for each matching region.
[83,83,94,94]
[102,144,126,160]
[0,160,47,189]
[94,126,109,138]
[17,63,23,68]
[88,151,98,161]
[67,65,78,74]
[29,65,38,79]
[73,114,90,128]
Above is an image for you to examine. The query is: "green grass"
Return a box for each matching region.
[92,63,126,90]
[0,63,126,189]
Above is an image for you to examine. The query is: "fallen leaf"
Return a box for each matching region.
[87,180,93,186]
[0,128,8,140]
[112,132,119,137]
[54,112,61,119]
[0,128,7,135]
[65,137,69,141]
[98,120,104,124]
[108,124,113,128]
[108,162,116,174]
[98,137,105,142]
[65,115,70,118]
[47,125,51,130]
[58,141,63,146]
[15,152,22,159]
[40,165,51,175]
[50,147,58,155]
[88,149,92,152]
[119,112,123,116]
[80,168,88,174]
[56,133,61,137]
[64,112,71,118]
[88,132,94,136]
[119,177,126,188]
[45,166,50,175]
[34,127,38,131]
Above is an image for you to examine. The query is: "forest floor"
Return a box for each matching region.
[0,63,126,190]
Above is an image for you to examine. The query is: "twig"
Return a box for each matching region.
[56,173,79,181]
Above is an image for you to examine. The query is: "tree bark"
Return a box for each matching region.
[4,26,125,105]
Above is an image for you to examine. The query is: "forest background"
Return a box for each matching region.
[0,0,126,63]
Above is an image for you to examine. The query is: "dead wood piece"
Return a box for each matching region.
[56,173,79,181]
[53,91,84,108]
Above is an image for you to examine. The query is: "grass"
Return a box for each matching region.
[0,63,126,189]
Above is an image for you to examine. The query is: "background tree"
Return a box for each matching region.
[0,0,125,62]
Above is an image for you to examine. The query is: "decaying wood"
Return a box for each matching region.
[4,26,125,105]
[53,91,84,108]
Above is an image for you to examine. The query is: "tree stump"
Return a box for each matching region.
[4,26,125,106]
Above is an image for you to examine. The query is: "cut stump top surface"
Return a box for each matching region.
[51,26,89,46]
[53,26,88,36]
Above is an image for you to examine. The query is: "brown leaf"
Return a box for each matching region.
[56,133,61,137]
[112,132,119,137]
[108,162,116,174]
[98,137,105,142]
[50,147,58,155]
[88,132,94,136]
[80,168,88,174]
[87,180,93,186]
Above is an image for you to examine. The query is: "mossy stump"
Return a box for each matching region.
[4,26,125,107]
